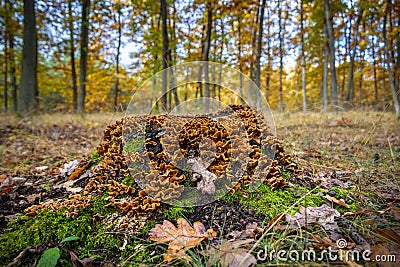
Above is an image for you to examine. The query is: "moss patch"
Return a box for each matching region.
[0,194,120,265]
[223,184,324,218]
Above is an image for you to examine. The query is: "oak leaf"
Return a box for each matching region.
[149,218,216,262]
[204,239,256,267]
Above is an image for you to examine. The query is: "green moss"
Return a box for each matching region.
[141,221,157,234]
[122,175,135,186]
[123,137,145,153]
[222,184,324,218]
[0,194,119,265]
[330,187,348,199]
[163,205,194,221]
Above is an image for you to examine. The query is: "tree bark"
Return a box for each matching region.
[160,0,168,111]
[249,3,260,83]
[203,3,212,112]
[278,0,283,112]
[77,0,90,114]
[68,0,78,113]
[10,33,17,113]
[372,34,379,108]
[383,2,400,118]
[19,0,38,114]
[324,0,338,108]
[255,0,266,110]
[3,0,9,111]
[322,21,329,112]
[112,4,122,112]
[345,7,363,105]
[300,0,307,112]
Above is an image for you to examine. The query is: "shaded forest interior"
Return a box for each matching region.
[1,0,400,116]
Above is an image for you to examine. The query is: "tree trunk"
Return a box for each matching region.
[249,2,260,82]
[300,0,307,112]
[345,7,363,105]
[112,4,122,112]
[78,0,90,114]
[169,1,179,110]
[10,33,17,113]
[160,0,168,111]
[203,3,212,112]
[383,2,400,118]
[19,0,38,114]
[265,8,271,102]
[3,0,8,111]
[68,0,78,113]
[255,0,266,110]
[372,34,379,108]
[324,0,338,108]
[237,16,244,103]
[322,21,329,112]
[278,0,283,112]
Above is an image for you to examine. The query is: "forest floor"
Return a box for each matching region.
[0,110,399,266]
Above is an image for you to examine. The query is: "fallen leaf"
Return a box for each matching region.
[388,203,400,220]
[149,218,216,262]
[375,229,400,244]
[285,204,340,231]
[227,223,263,240]
[204,239,256,267]
[68,161,91,181]
[0,174,7,184]
[324,195,350,209]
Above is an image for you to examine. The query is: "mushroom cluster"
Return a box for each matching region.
[25,105,301,219]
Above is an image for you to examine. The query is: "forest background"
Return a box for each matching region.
[1,0,400,117]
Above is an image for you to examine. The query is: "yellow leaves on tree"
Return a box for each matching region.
[149,218,216,262]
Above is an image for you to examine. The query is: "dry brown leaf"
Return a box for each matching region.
[149,218,216,262]
[0,174,7,184]
[285,204,340,231]
[375,229,400,244]
[228,223,263,240]
[205,239,256,267]
[324,195,350,209]
[68,161,91,181]
[388,203,400,220]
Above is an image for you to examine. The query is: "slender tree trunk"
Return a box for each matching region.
[358,51,364,107]
[78,0,90,114]
[383,2,400,118]
[345,7,363,105]
[395,17,400,97]
[160,0,168,111]
[10,33,17,112]
[372,35,379,108]
[237,16,244,103]
[68,0,78,113]
[19,0,38,114]
[217,22,224,103]
[249,3,260,83]
[322,21,329,112]
[203,3,212,112]
[255,0,266,110]
[170,1,179,110]
[278,0,283,112]
[3,0,8,111]
[112,5,122,112]
[265,8,271,102]
[300,0,307,112]
[324,0,338,108]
